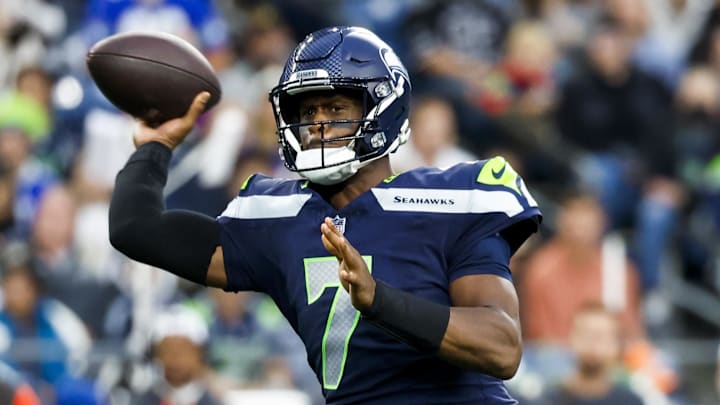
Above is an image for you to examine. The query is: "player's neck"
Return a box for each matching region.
[311,157,393,210]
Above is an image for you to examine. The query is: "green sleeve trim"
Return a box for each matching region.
[383,173,400,183]
[240,174,255,191]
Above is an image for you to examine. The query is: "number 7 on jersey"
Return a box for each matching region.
[304,256,372,389]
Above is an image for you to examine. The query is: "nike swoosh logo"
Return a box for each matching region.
[492,164,506,179]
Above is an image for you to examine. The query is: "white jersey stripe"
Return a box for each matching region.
[371,188,525,216]
[219,194,312,219]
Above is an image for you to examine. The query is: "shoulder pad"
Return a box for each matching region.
[220,174,311,219]
[238,173,305,197]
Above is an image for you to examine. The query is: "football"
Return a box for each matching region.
[86,31,221,127]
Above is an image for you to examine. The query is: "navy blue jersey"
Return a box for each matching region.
[217,157,540,404]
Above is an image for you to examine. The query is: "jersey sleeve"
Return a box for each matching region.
[215,174,271,293]
[216,215,263,292]
[446,234,513,282]
[446,156,542,280]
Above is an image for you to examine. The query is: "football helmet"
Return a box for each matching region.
[269,26,411,185]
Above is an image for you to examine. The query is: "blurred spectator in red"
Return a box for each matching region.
[476,21,557,117]
[489,20,575,190]
[132,305,222,405]
[391,96,476,172]
[536,303,645,405]
[556,18,682,292]
[522,192,644,343]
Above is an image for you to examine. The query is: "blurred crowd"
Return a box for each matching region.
[1,0,720,404]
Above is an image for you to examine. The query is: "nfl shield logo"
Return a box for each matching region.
[331,215,346,235]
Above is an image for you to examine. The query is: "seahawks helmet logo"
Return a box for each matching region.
[380,48,409,85]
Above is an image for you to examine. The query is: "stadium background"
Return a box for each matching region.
[0,0,719,404]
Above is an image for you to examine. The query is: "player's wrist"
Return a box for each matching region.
[363,279,383,318]
[128,141,173,166]
[150,138,177,150]
[134,134,178,150]
[356,278,376,314]
[363,280,450,353]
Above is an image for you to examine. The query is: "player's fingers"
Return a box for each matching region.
[322,218,366,268]
[340,269,354,283]
[184,91,211,123]
[338,269,350,292]
[338,235,358,258]
[132,120,144,145]
[321,233,340,257]
[322,218,350,247]
[321,220,344,247]
[321,223,344,258]
[132,119,158,147]
[324,217,345,236]
[341,268,362,284]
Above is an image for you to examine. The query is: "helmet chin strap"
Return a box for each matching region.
[295,147,358,185]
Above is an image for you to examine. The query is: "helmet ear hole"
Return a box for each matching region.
[355,136,373,156]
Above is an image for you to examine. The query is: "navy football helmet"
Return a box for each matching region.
[269,26,411,185]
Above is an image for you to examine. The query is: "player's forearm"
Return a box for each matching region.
[109,142,220,285]
[109,141,171,234]
[363,280,521,379]
[439,306,522,379]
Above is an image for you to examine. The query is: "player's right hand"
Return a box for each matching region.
[133,91,210,150]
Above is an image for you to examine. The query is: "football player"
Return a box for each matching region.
[109,26,541,404]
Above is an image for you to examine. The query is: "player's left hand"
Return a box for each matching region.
[320,217,375,313]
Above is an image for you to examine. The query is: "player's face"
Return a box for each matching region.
[296,91,363,150]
